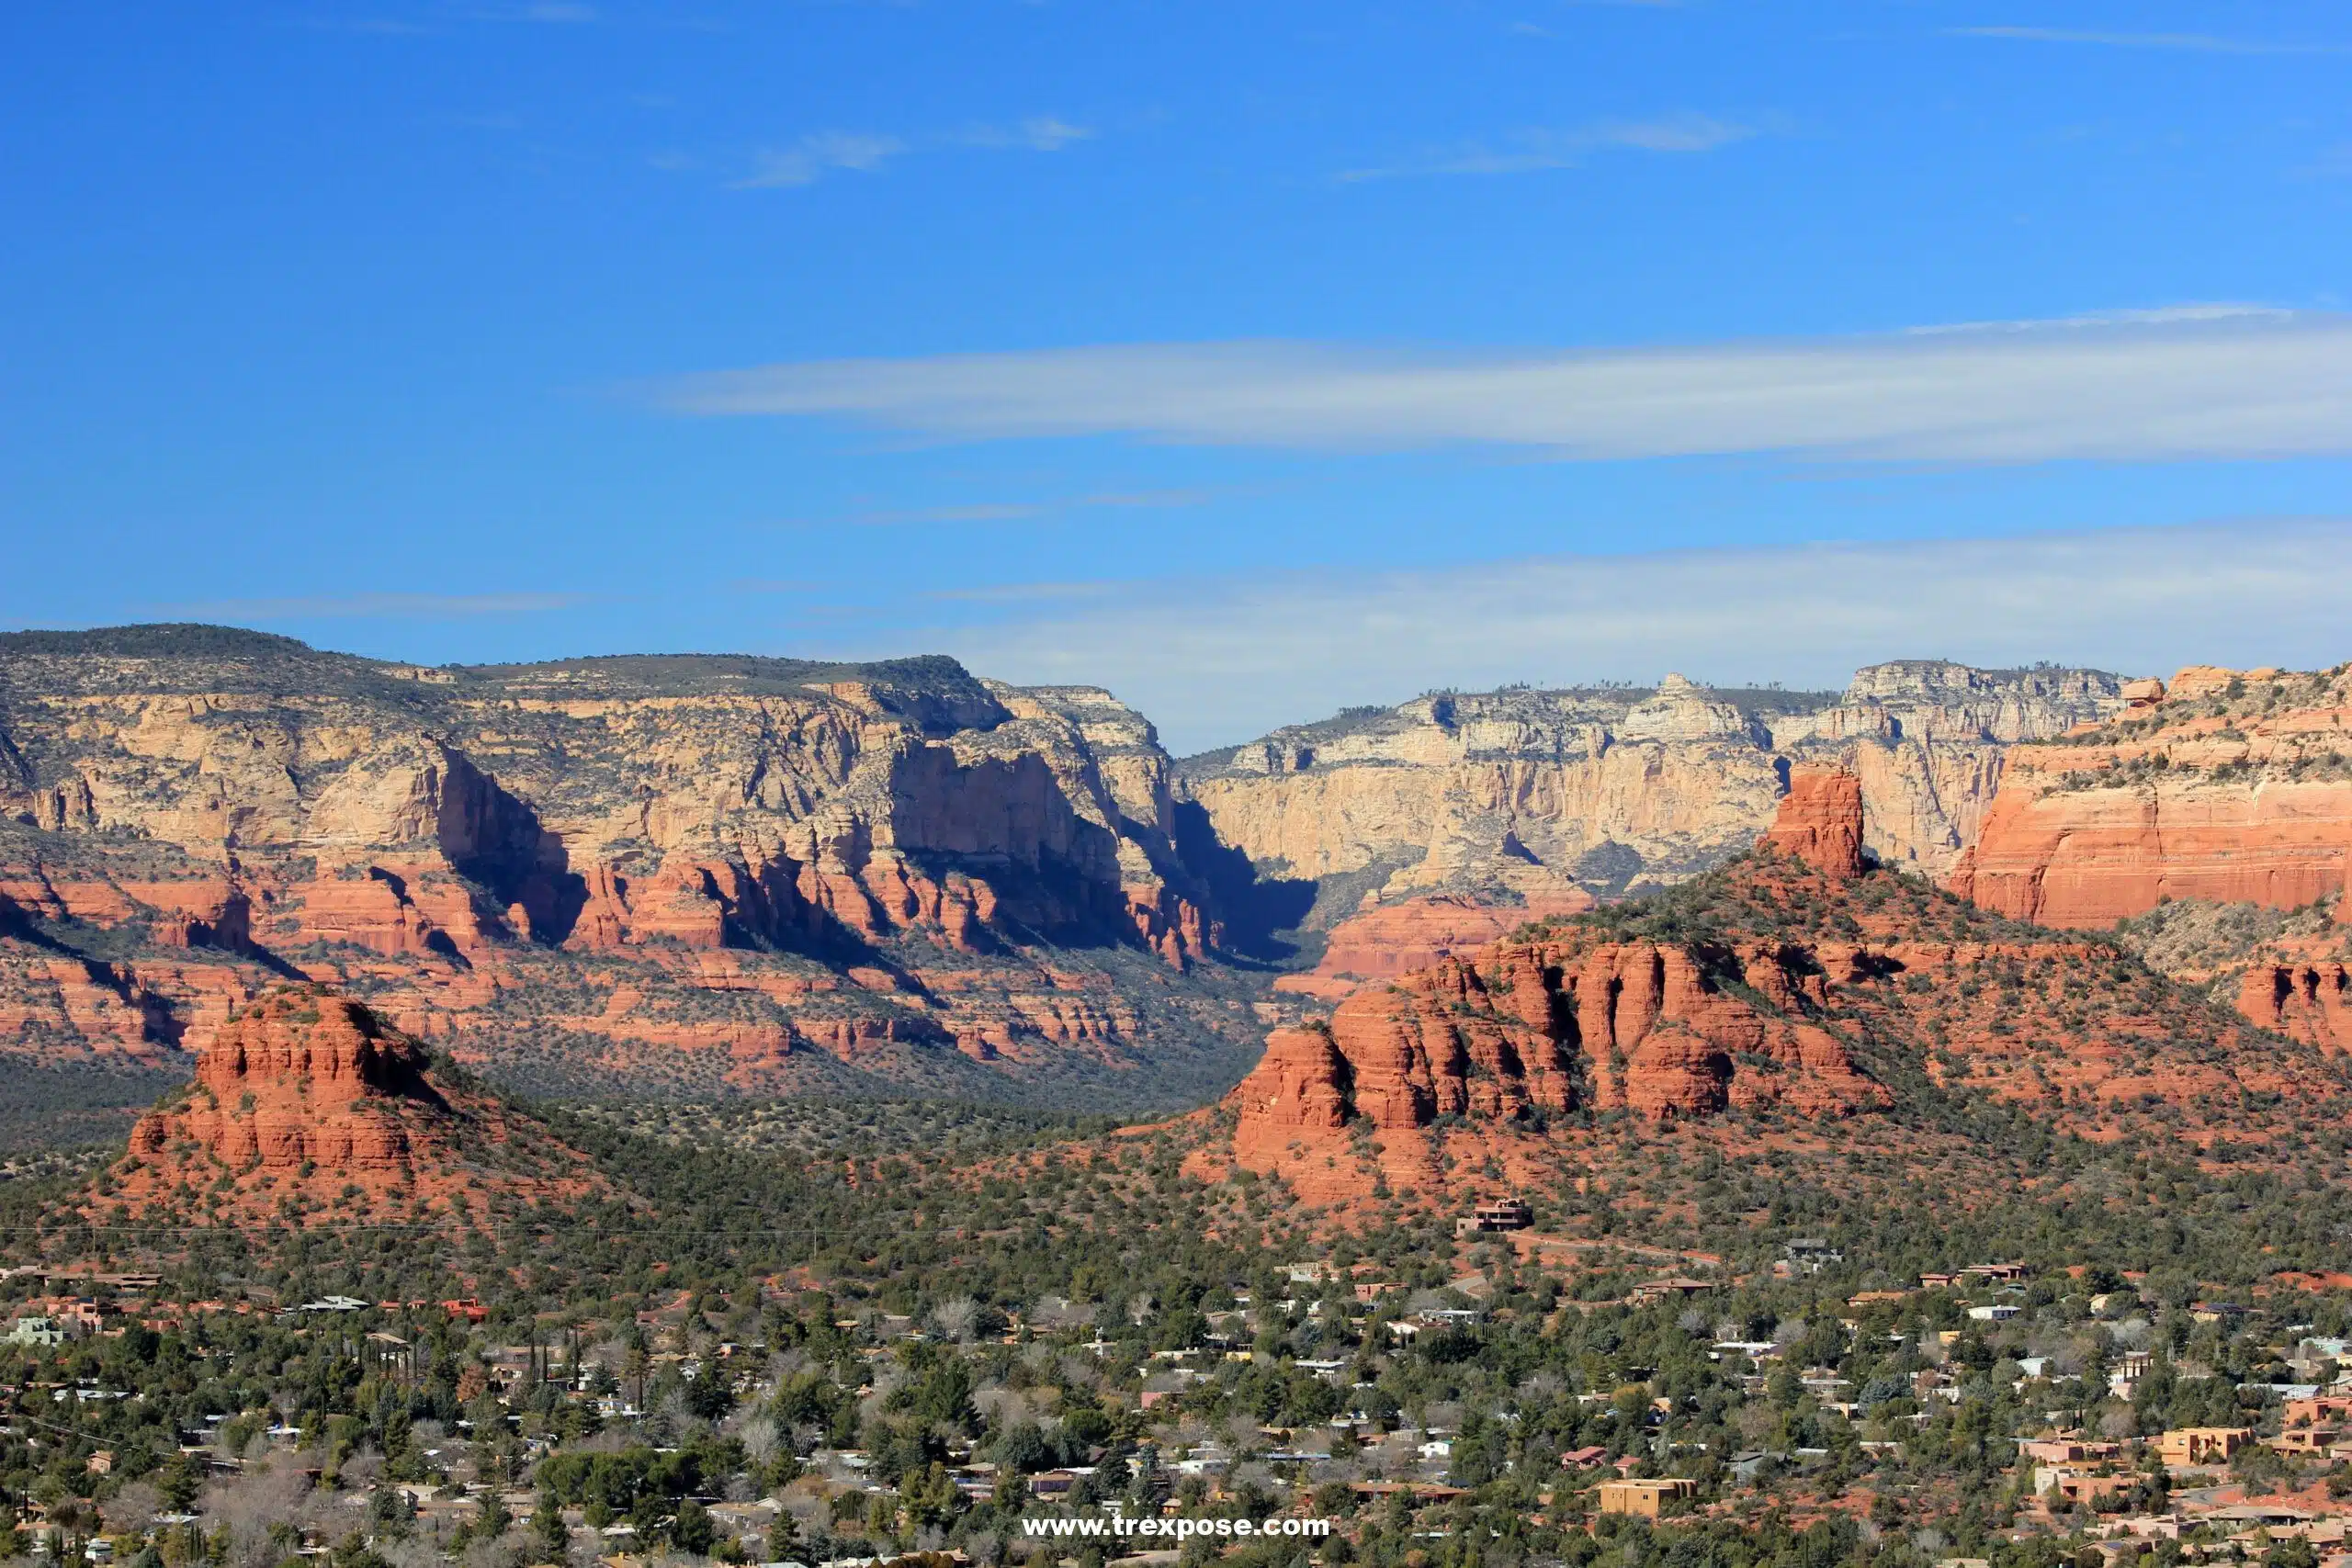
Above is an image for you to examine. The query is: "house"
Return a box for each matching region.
[2155,1427,2251,1467]
[2265,1395,2349,1457]
[708,1500,780,1538]
[1354,1281,1397,1303]
[2286,1395,2352,1427]
[1559,1447,1608,1471]
[1920,1273,1961,1290]
[6,1318,66,1348]
[1784,1239,1842,1271]
[2266,1424,2346,1457]
[2018,1439,2120,1464]
[1960,1263,2029,1283]
[1597,1479,1697,1518]
[26,1298,107,1336]
[1965,1304,2020,1322]
[1455,1200,1532,1235]
[1348,1482,1467,1504]
[1629,1279,1715,1303]
[2041,1472,2132,1506]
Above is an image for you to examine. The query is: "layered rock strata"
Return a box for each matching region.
[1182,660,2126,942]
[1949,663,2352,927]
[0,627,1261,1102]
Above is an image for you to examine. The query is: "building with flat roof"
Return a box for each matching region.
[1598,1479,1697,1517]
[1455,1199,1532,1235]
[2155,1427,2251,1467]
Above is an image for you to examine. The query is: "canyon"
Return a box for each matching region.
[8,627,2350,1135]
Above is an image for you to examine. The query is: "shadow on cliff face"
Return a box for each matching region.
[1171,800,1317,964]
[431,756,594,945]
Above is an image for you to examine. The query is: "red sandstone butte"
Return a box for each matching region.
[1764,766,1866,878]
[107,986,600,1223]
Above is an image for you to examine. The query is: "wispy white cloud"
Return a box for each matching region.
[736,116,1092,189]
[1342,112,1755,181]
[651,306,2352,465]
[736,131,910,188]
[1074,488,1216,509]
[956,116,1095,152]
[156,592,586,621]
[854,503,1044,526]
[293,15,437,35]
[922,581,1127,604]
[1949,26,2352,56]
[905,519,2352,752]
[781,491,1216,528]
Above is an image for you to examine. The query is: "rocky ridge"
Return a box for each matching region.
[0,626,1264,1107]
[1196,769,2352,1212]
[1186,660,2126,991]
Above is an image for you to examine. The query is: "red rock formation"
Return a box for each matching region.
[1763,766,1865,878]
[1274,891,1596,1001]
[1227,922,1894,1201]
[108,986,601,1222]
[2238,961,2351,1055]
[1205,761,2352,1209]
[1950,664,2352,927]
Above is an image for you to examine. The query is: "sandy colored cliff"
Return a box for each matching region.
[1183,661,2122,908]
[0,627,1264,1107]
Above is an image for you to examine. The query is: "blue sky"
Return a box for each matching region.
[4,2,2349,750]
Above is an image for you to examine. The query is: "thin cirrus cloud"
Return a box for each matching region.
[735,132,910,189]
[1948,26,2352,56]
[783,491,1216,528]
[1341,113,1755,181]
[956,117,1095,152]
[855,503,1044,526]
[735,118,1091,189]
[651,306,2352,465]
[910,519,2352,753]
